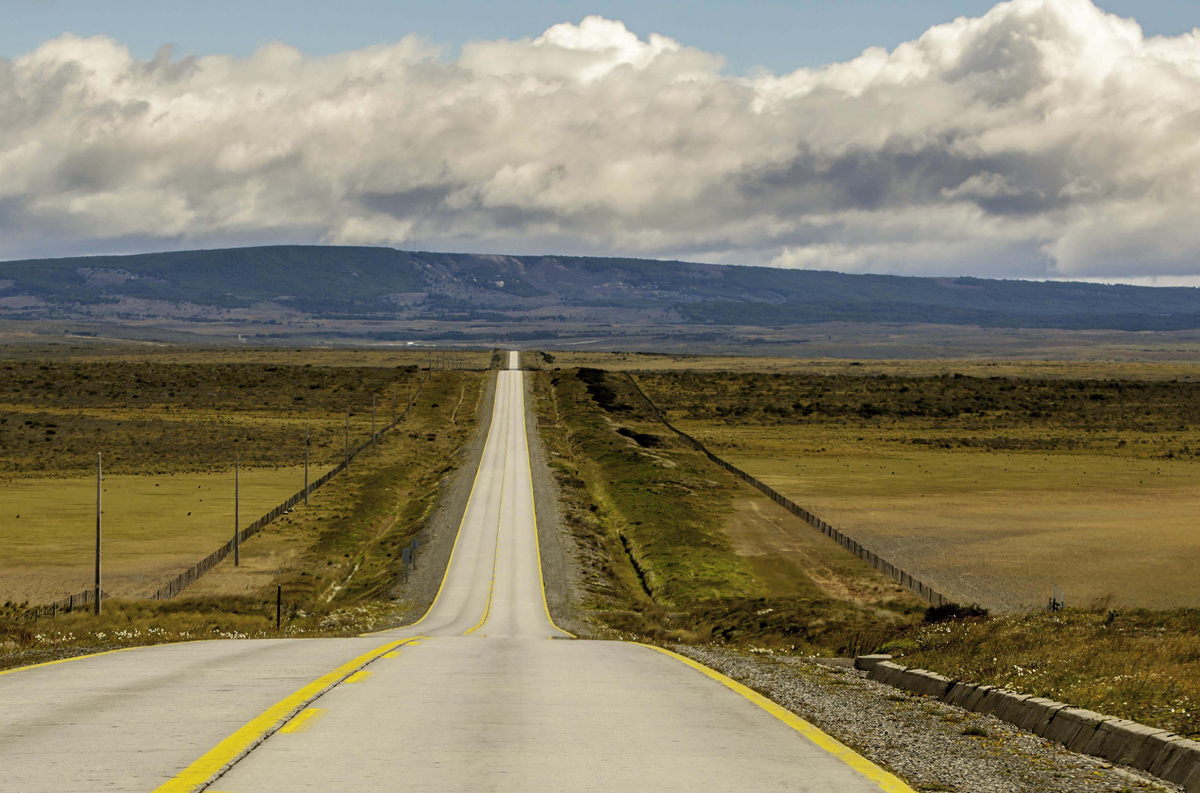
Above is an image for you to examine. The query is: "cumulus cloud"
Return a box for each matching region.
[2,1,1200,280]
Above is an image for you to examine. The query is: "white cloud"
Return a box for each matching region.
[2,1,1200,280]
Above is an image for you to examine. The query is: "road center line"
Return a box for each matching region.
[463,376,513,636]
[151,636,424,793]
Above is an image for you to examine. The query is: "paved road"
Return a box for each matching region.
[0,351,911,792]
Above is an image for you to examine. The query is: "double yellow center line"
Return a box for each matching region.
[153,636,423,793]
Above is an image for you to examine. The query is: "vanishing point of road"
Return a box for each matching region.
[0,352,913,792]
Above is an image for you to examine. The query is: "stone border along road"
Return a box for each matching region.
[682,646,1185,793]
[857,654,1200,792]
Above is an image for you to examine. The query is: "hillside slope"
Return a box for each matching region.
[2,245,1199,331]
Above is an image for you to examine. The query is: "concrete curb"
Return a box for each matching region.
[857,655,1200,791]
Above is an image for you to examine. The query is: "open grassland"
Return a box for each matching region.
[635,369,1200,612]
[1,468,306,603]
[0,358,429,476]
[0,346,487,670]
[720,445,1200,612]
[0,339,493,369]
[531,367,926,654]
[530,349,1200,381]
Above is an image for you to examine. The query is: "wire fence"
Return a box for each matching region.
[625,373,950,607]
[149,368,433,601]
[17,587,108,621]
[16,369,434,620]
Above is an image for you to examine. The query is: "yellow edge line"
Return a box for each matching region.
[359,370,499,637]
[636,644,918,793]
[464,373,512,636]
[522,369,576,639]
[152,637,422,793]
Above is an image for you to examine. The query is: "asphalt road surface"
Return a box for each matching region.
[0,351,912,792]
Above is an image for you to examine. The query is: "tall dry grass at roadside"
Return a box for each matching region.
[889,607,1200,739]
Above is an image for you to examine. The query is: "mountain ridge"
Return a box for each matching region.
[2,245,1199,332]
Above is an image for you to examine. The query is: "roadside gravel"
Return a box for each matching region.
[677,646,1181,793]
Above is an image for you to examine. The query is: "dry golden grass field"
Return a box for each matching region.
[0,351,486,608]
[634,368,1200,612]
[720,435,1200,612]
[1,467,308,603]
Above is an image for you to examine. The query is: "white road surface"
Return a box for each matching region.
[0,350,911,793]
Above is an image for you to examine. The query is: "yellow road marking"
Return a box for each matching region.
[382,651,401,658]
[278,708,326,734]
[464,375,513,636]
[152,637,423,793]
[344,670,372,683]
[637,644,918,793]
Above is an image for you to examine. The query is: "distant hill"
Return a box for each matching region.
[3,245,1200,332]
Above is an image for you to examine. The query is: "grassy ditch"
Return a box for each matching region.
[0,364,487,671]
[530,366,924,654]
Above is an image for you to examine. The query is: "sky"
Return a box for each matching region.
[3,0,1197,75]
[2,0,1200,284]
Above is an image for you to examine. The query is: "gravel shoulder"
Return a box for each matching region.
[678,646,1181,793]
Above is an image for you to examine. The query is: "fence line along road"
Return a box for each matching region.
[19,587,107,621]
[149,369,434,601]
[625,373,950,607]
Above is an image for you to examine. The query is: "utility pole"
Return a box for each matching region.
[344,410,350,468]
[234,457,240,567]
[94,452,102,615]
[304,422,310,506]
